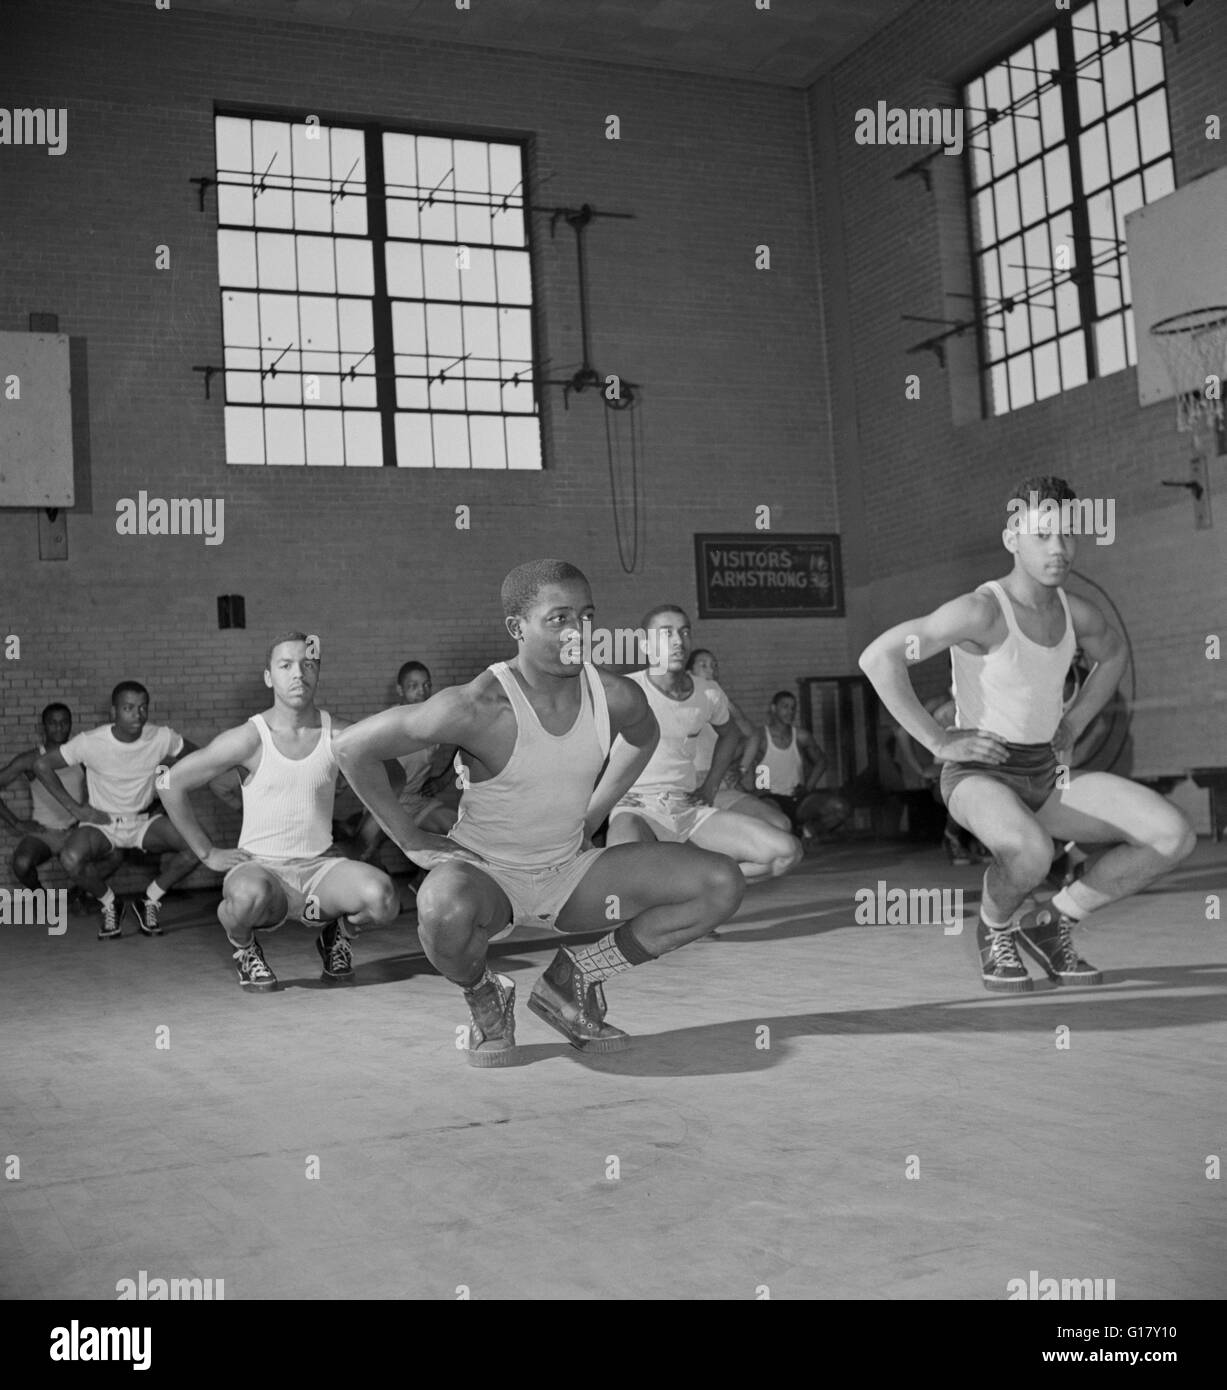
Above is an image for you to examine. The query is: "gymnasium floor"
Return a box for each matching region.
[2,839,1224,1301]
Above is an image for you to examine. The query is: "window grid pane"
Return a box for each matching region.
[964,0,1171,414]
[216,114,542,469]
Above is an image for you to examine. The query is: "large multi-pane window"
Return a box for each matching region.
[214,113,542,468]
[964,0,1173,415]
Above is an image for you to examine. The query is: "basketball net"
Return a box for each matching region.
[1149,306,1227,456]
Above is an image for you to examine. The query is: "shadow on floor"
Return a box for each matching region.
[555,959,1227,1078]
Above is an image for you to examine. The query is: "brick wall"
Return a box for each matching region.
[0,0,844,873]
[811,0,1227,787]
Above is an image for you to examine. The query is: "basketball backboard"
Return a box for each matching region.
[1125,162,1227,411]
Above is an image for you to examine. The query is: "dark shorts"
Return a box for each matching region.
[762,793,803,830]
[764,791,847,832]
[940,742,1058,816]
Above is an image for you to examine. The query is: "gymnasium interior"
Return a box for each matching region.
[2,0,1225,1305]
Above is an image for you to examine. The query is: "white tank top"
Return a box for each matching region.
[758,723,803,796]
[449,662,610,871]
[950,581,1076,744]
[238,710,337,858]
[31,743,85,830]
[695,723,716,776]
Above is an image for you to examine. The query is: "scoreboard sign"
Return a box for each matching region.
[694,533,844,619]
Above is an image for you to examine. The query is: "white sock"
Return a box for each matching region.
[100,888,116,908]
[980,872,1012,929]
[1052,880,1114,921]
[145,881,166,904]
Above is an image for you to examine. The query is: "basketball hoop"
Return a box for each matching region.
[1149,306,1227,453]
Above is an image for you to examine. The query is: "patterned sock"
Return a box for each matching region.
[1052,879,1114,921]
[567,924,655,985]
[145,881,166,905]
[456,965,493,994]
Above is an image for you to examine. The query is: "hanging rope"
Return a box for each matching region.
[604,394,643,575]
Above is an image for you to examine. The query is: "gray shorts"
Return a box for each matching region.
[223,851,347,928]
[95,812,163,851]
[468,848,607,943]
[609,789,720,843]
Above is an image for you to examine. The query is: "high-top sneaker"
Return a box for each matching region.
[234,939,277,991]
[1016,904,1102,985]
[528,948,630,1052]
[126,896,163,937]
[976,918,1032,993]
[461,970,517,1068]
[97,897,122,940]
[315,919,354,982]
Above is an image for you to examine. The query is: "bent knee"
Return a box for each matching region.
[774,836,804,873]
[362,875,399,921]
[225,880,279,921]
[59,848,87,876]
[748,827,798,864]
[1155,812,1196,863]
[416,873,484,932]
[988,832,1052,881]
[701,854,744,913]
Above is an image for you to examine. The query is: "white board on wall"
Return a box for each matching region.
[1125,163,1227,409]
[0,332,75,507]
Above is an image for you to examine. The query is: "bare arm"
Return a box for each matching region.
[332,689,478,867]
[1063,596,1127,747]
[0,750,38,832]
[32,746,95,822]
[738,727,765,792]
[167,735,244,810]
[725,694,755,742]
[587,677,659,833]
[697,718,740,804]
[796,729,830,791]
[858,594,1008,765]
[326,715,406,796]
[160,724,260,867]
